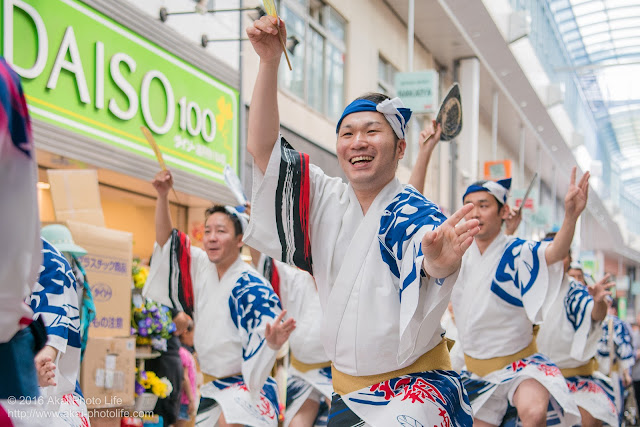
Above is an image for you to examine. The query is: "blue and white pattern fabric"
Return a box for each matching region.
[229,272,281,362]
[23,238,90,426]
[460,354,579,426]
[596,314,635,420]
[197,375,280,427]
[564,374,617,425]
[246,136,468,427]
[145,246,282,426]
[538,275,603,366]
[337,370,473,427]
[451,233,573,424]
[462,178,511,205]
[537,275,614,424]
[259,255,333,426]
[452,234,564,360]
[335,97,412,140]
[597,314,635,373]
[29,238,82,396]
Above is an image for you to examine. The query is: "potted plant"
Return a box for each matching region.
[134,368,173,412]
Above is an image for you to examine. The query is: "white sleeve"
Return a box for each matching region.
[228,272,281,398]
[244,135,346,274]
[143,240,207,309]
[518,240,565,324]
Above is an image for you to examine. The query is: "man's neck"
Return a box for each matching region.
[216,254,239,280]
[351,178,393,215]
[475,232,501,255]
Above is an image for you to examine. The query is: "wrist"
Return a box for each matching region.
[260,58,281,70]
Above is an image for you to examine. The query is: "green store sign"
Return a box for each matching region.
[2,0,238,182]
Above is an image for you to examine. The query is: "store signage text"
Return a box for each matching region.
[1,0,238,181]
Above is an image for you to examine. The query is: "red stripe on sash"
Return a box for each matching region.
[177,231,194,314]
[299,152,312,270]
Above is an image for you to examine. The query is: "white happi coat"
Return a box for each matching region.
[257,255,332,426]
[145,244,281,426]
[537,275,616,425]
[245,137,472,427]
[10,239,90,427]
[537,276,602,368]
[596,314,635,419]
[452,233,580,425]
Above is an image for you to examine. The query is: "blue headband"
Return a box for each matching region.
[462,178,512,204]
[336,98,412,140]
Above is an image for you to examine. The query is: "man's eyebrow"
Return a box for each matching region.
[341,121,383,129]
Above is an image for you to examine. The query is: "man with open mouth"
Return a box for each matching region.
[244,14,481,427]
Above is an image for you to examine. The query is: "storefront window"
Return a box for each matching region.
[280,0,346,119]
[378,55,397,96]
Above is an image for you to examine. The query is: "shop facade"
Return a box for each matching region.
[3,0,242,258]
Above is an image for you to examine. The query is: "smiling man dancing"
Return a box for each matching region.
[243,15,480,427]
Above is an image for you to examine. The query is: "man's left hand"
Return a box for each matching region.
[588,273,614,304]
[265,310,296,350]
[564,167,590,220]
[422,203,479,279]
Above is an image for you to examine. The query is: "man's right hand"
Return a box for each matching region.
[152,170,173,198]
[246,15,287,65]
[173,311,192,336]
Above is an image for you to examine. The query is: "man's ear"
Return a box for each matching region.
[397,139,407,159]
[499,204,511,220]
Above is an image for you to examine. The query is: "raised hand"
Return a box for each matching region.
[419,120,442,149]
[504,205,523,236]
[265,310,296,350]
[246,15,287,65]
[35,345,57,387]
[588,273,614,304]
[422,203,480,279]
[152,169,173,198]
[564,167,590,220]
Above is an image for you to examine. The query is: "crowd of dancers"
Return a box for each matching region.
[1,13,636,427]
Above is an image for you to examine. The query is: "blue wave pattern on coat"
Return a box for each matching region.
[564,279,592,331]
[597,315,634,363]
[378,186,446,300]
[29,238,81,348]
[346,370,473,426]
[229,271,281,361]
[490,239,542,307]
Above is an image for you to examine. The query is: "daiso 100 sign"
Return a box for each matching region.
[2,0,239,182]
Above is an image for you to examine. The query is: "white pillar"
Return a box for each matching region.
[456,58,480,206]
[491,90,499,160]
[519,126,525,186]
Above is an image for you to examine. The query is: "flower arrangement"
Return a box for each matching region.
[135,368,173,398]
[131,294,176,350]
[132,258,149,289]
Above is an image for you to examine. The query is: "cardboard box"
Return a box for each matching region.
[48,169,105,227]
[81,336,136,409]
[66,220,133,338]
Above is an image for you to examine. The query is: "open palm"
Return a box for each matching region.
[588,273,614,304]
[422,203,479,279]
[564,167,590,220]
[265,310,296,350]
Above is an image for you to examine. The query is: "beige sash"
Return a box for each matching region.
[332,338,453,396]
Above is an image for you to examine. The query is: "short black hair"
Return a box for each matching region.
[204,205,243,237]
[468,180,505,211]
